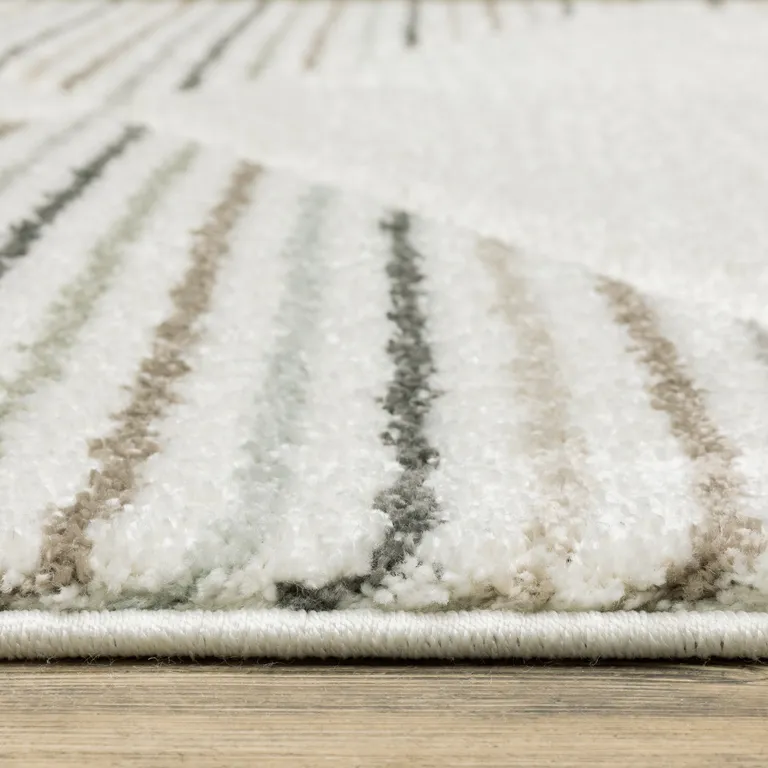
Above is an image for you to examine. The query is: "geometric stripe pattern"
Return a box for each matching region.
[1,1,768,623]
[0,118,766,612]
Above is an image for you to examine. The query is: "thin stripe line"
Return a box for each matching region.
[0,124,145,271]
[303,0,345,71]
[276,211,441,610]
[234,187,330,522]
[477,239,592,607]
[179,0,267,90]
[405,0,420,47]
[597,277,761,605]
[25,3,135,83]
[0,115,93,201]
[0,4,110,73]
[104,5,222,105]
[248,2,300,79]
[484,0,502,30]
[60,4,187,92]
[34,161,261,594]
[0,144,199,452]
[0,121,23,141]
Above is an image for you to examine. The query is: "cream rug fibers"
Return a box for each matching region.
[1,0,768,659]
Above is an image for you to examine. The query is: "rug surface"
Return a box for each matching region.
[1,0,768,658]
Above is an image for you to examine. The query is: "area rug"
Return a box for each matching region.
[1,0,768,659]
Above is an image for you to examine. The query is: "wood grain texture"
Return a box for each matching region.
[1,661,768,766]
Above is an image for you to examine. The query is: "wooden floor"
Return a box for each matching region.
[0,661,766,766]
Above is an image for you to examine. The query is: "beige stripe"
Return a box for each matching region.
[478,239,592,608]
[0,121,23,141]
[33,161,260,594]
[24,4,135,83]
[597,277,762,604]
[303,0,345,71]
[0,144,198,451]
[60,3,186,91]
[484,0,502,30]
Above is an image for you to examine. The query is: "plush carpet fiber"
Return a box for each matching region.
[2,0,768,658]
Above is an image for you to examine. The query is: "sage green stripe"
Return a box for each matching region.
[235,186,331,516]
[0,143,199,447]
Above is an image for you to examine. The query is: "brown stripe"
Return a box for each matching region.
[33,161,261,594]
[479,239,591,608]
[484,0,502,30]
[597,276,762,605]
[0,121,23,141]
[60,3,186,92]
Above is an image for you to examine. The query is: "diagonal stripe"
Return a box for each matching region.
[303,0,345,70]
[405,0,420,47]
[0,121,23,142]
[477,239,592,607]
[24,3,134,82]
[597,276,759,604]
[60,3,188,92]
[34,161,261,593]
[105,4,222,104]
[0,4,111,73]
[0,124,145,271]
[179,0,267,90]
[0,144,198,453]
[248,2,301,79]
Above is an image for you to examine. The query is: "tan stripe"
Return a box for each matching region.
[303,0,345,71]
[34,161,261,593]
[60,3,186,91]
[0,121,23,141]
[478,239,592,608]
[0,144,198,450]
[24,4,136,83]
[597,277,762,604]
[484,0,502,30]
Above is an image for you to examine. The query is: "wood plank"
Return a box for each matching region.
[1,662,767,766]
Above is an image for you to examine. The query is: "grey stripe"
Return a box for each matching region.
[0,125,145,271]
[0,144,198,451]
[248,3,300,79]
[405,0,420,47]
[0,115,94,200]
[105,5,221,105]
[179,0,266,90]
[276,211,441,610]
[0,4,110,73]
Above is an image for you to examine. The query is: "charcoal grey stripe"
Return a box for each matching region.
[277,211,441,610]
[405,0,420,47]
[179,0,266,90]
[0,4,110,73]
[106,5,221,104]
[0,124,145,271]
[0,115,92,200]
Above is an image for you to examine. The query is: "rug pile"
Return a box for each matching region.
[1,0,768,658]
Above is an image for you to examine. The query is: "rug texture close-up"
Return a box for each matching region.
[1,0,768,659]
